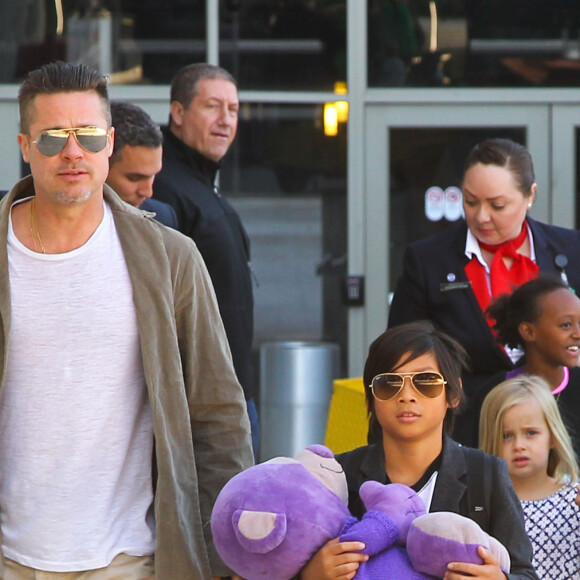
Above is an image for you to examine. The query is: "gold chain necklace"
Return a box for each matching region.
[30,198,46,254]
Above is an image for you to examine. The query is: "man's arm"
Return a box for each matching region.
[174,239,254,576]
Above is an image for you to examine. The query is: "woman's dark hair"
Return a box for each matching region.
[463,138,535,197]
[487,274,570,349]
[364,320,469,442]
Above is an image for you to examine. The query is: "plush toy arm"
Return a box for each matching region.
[339,510,399,556]
[339,516,359,536]
[359,481,426,545]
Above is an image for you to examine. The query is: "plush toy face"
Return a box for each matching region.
[211,445,351,580]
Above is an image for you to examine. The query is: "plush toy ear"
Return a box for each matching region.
[232,509,288,554]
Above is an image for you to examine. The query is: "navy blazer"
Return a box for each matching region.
[388,217,580,384]
[336,437,538,580]
[141,198,178,229]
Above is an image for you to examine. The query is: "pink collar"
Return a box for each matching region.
[552,366,569,396]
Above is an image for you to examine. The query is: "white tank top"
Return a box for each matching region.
[0,200,155,572]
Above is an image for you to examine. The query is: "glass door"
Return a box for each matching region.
[552,105,580,230]
[363,102,550,348]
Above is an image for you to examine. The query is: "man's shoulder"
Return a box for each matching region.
[141,198,178,229]
[156,155,210,196]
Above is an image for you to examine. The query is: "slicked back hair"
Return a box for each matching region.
[463,138,535,197]
[19,61,110,134]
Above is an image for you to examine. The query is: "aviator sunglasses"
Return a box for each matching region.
[31,126,109,157]
[369,371,447,401]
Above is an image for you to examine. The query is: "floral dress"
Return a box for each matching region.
[520,483,580,579]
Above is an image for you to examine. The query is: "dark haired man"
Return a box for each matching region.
[154,63,258,454]
[0,61,252,579]
[107,101,177,228]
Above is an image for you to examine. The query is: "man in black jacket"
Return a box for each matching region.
[153,63,258,455]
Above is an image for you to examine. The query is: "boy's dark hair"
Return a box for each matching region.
[365,320,468,442]
[18,61,110,134]
[109,101,163,164]
[463,138,535,196]
[487,274,570,349]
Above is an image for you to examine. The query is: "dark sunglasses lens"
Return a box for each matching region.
[36,134,67,156]
[412,372,445,397]
[35,130,108,156]
[372,374,403,400]
[76,134,108,153]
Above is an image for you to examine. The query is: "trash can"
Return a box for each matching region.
[259,341,340,461]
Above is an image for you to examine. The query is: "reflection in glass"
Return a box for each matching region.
[5,1,580,88]
[3,1,346,89]
[220,1,346,91]
[368,0,580,88]
[0,0,207,85]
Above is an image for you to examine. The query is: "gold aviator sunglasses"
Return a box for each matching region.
[369,371,447,401]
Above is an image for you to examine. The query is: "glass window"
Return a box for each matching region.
[220,103,348,372]
[0,1,346,89]
[0,0,206,85]
[219,1,346,91]
[368,0,580,88]
[118,0,206,84]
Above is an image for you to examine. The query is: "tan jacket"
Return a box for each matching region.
[0,177,254,578]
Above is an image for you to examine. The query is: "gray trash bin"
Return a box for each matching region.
[259,341,340,461]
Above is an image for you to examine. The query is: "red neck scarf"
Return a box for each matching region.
[465,221,539,314]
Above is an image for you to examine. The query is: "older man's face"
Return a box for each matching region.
[171,78,239,163]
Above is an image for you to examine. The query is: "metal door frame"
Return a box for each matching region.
[361,100,551,359]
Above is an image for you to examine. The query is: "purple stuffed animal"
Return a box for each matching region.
[210,444,351,580]
[210,445,510,580]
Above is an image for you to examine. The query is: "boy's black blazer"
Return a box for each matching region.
[336,437,539,580]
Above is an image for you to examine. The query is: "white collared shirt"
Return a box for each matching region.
[463,227,536,364]
[464,226,537,283]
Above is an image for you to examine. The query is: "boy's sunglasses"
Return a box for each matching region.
[31,126,109,157]
[369,371,447,401]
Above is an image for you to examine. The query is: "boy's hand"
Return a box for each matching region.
[444,546,507,579]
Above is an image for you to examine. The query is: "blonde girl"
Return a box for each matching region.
[480,375,580,579]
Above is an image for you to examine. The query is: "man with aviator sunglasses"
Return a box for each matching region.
[32,125,110,156]
[0,61,252,579]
